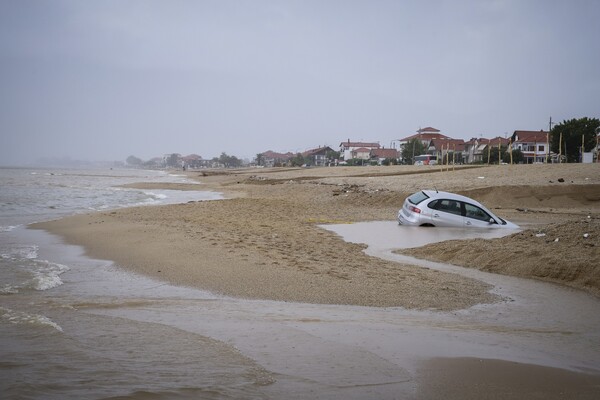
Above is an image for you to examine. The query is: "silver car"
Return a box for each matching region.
[397,190,519,228]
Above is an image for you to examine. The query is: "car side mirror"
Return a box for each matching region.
[489,218,495,224]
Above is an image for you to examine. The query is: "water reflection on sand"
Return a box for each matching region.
[5,222,599,399]
[72,221,600,395]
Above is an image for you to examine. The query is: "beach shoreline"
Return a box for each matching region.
[27,164,600,398]
[32,164,600,308]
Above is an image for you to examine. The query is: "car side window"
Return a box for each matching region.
[427,200,440,209]
[464,203,492,222]
[429,199,462,216]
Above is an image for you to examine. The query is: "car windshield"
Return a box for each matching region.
[407,191,429,205]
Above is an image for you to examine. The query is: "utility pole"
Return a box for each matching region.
[547,117,552,163]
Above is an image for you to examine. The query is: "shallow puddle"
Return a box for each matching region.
[322,220,518,250]
[321,220,600,371]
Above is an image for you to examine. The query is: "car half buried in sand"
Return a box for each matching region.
[397,190,519,228]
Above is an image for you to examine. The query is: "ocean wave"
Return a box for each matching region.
[144,191,168,200]
[0,257,69,293]
[0,285,19,294]
[0,307,63,332]
[1,244,38,260]
[0,225,18,233]
[29,260,70,291]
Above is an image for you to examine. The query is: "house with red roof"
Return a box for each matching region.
[259,150,295,167]
[302,146,335,166]
[181,154,204,169]
[511,130,549,163]
[398,127,451,148]
[351,147,372,160]
[464,137,510,163]
[371,147,399,164]
[339,140,380,161]
[427,138,466,163]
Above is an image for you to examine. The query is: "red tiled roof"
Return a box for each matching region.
[261,150,294,159]
[488,137,511,146]
[352,147,371,152]
[512,130,549,143]
[429,138,466,152]
[371,148,399,158]
[478,137,510,145]
[466,137,510,146]
[418,127,440,133]
[340,141,381,148]
[400,132,451,142]
[302,146,334,157]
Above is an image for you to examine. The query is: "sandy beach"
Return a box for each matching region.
[33,163,600,308]
[28,163,600,398]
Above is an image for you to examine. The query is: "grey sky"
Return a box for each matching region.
[1,0,599,165]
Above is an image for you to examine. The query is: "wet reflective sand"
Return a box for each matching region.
[4,222,599,399]
[78,222,600,396]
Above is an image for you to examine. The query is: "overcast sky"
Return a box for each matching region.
[1,0,599,165]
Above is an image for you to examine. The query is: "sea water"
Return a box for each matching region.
[0,168,271,399]
[1,167,599,400]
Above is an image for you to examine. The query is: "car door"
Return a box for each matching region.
[428,199,465,227]
[463,202,495,227]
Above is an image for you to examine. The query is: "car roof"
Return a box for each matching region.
[421,190,485,207]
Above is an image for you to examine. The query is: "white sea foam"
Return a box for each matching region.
[29,260,70,291]
[0,307,63,332]
[0,225,18,232]
[145,191,168,200]
[0,285,19,294]
[23,245,39,259]
[1,245,38,260]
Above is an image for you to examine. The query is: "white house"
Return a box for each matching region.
[339,140,380,160]
[511,130,549,163]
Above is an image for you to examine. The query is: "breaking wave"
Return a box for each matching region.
[0,307,63,332]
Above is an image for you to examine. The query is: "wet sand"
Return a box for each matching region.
[416,358,600,400]
[31,163,600,397]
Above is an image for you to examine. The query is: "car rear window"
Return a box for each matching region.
[407,191,429,205]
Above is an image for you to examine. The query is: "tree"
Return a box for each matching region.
[401,139,425,165]
[166,153,181,168]
[326,150,340,165]
[550,117,600,162]
[504,148,524,164]
[255,153,264,166]
[482,145,525,164]
[484,145,505,164]
[290,153,306,167]
[126,155,143,166]
[218,152,242,168]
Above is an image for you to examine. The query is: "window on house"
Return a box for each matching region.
[538,145,545,152]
